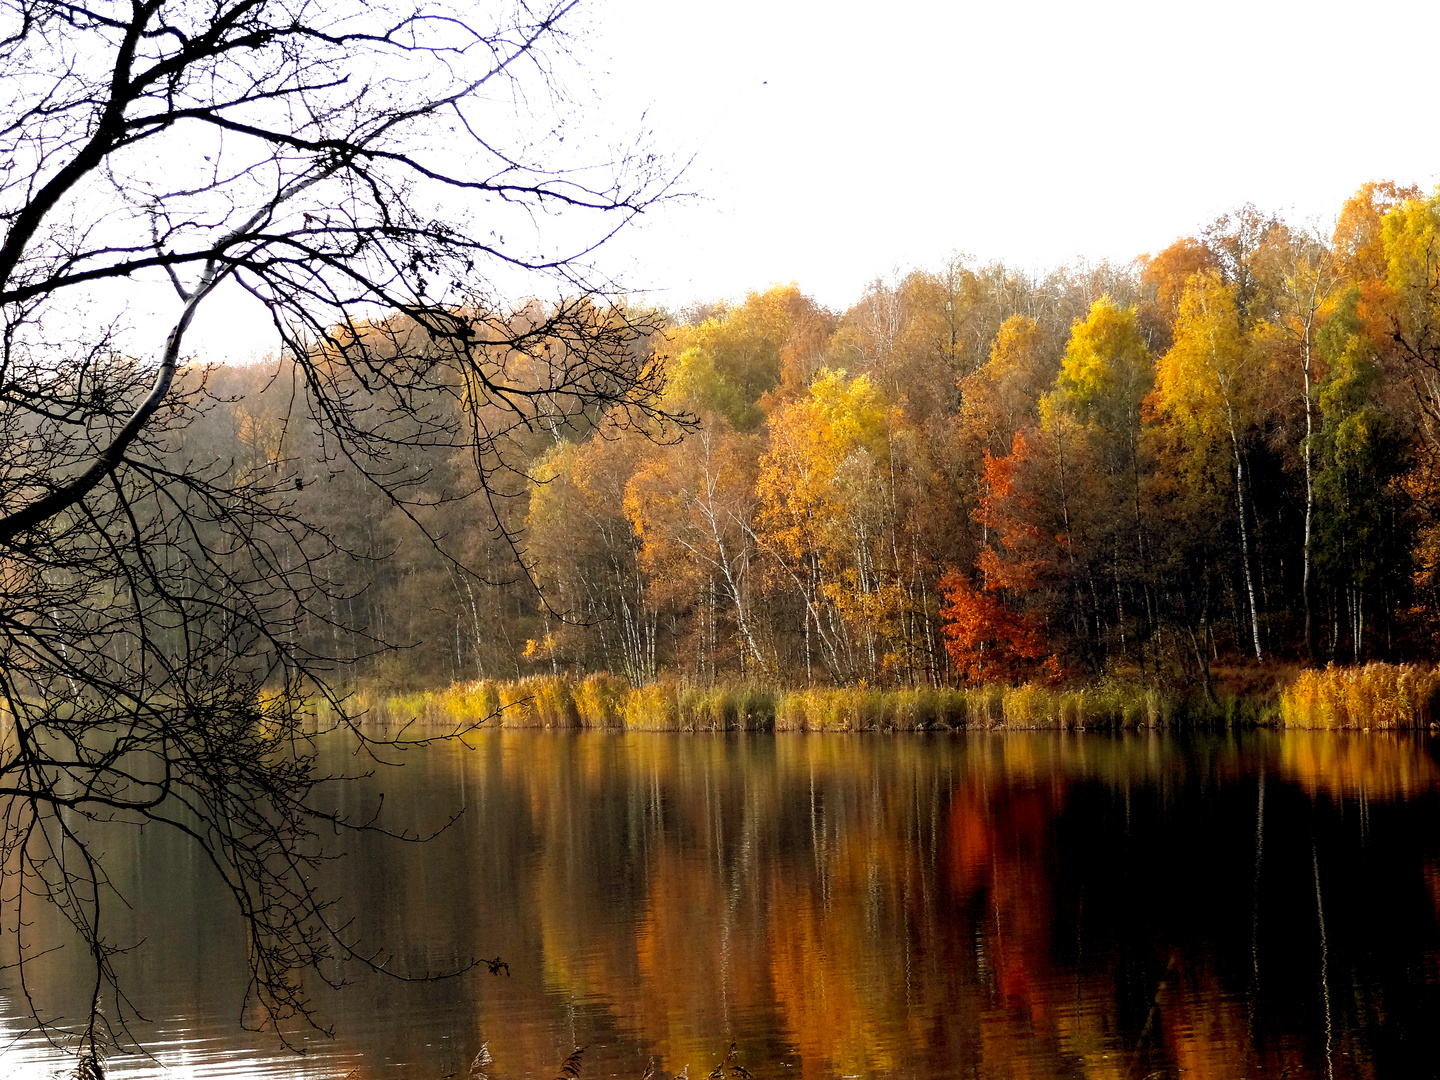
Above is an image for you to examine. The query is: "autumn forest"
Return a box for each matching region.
[199,180,1440,700]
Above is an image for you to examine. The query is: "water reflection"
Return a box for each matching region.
[1277,731,1440,800]
[2,730,1439,1079]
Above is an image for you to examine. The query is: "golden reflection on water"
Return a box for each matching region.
[1275,731,1440,800]
[1,729,1438,1079]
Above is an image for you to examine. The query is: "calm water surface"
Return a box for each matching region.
[3,729,1440,1079]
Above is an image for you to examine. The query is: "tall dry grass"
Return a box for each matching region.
[368,675,1188,732]
[1278,663,1440,729]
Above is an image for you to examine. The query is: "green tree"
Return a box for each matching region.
[1051,297,1154,663]
[1312,289,1410,659]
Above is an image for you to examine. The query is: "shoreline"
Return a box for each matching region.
[354,662,1440,734]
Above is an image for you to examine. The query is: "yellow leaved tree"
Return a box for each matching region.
[956,314,1053,464]
[1050,297,1154,663]
[657,283,830,429]
[1150,270,1265,659]
[624,418,768,679]
[1383,190,1440,443]
[1379,187,1440,638]
[754,370,907,682]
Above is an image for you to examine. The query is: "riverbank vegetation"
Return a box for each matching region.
[363,661,1440,732]
[370,673,1187,731]
[1278,662,1440,729]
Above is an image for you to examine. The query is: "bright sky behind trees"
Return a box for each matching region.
[184,0,1440,361]
[584,0,1440,300]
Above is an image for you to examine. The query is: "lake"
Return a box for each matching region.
[2,729,1439,1079]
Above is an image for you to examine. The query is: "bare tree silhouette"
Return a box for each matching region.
[0,0,679,1062]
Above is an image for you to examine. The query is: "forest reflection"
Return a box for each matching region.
[4,730,1440,1079]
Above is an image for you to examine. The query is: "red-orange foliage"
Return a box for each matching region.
[937,569,1051,685]
[975,436,1048,593]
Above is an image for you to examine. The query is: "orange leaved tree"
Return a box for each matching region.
[937,570,1052,685]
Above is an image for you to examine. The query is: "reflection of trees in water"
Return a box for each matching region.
[503,732,1440,1080]
[6,731,1440,1078]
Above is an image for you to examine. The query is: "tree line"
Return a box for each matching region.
[217,180,1440,696]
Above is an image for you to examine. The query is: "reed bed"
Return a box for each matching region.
[369,675,1187,732]
[1278,662,1440,729]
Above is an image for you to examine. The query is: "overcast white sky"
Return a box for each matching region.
[186,0,1440,360]
[580,0,1440,301]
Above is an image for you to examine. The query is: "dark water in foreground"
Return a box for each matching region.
[3,730,1440,1079]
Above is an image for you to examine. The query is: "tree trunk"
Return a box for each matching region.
[1302,338,1317,661]
[1225,410,1263,661]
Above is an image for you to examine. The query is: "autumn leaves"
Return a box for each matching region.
[527,181,1440,687]
[943,185,1440,682]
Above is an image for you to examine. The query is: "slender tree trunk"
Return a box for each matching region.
[1286,243,1331,662]
[804,604,812,686]
[1052,421,1085,659]
[1133,469,1156,672]
[1302,339,1317,660]
[717,556,765,674]
[1188,626,1218,705]
[1113,550,1127,653]
[1226,413,1263,661]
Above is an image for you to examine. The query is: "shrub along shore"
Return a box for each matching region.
[360,662,1440,733]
